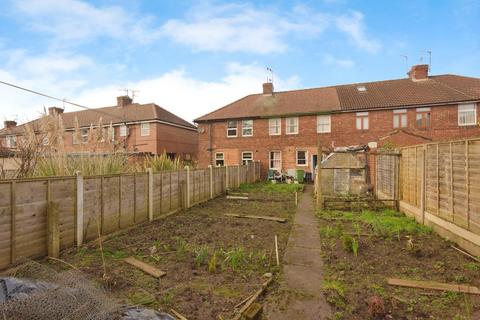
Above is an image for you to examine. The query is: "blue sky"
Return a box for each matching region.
[0,0,479,124]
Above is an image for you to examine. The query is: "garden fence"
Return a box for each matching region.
[399,138,480,256]
[0,161,261,270]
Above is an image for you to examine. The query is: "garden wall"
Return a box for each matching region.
[0,161,261,270]
[399,139,480,256]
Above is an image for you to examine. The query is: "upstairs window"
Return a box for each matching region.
[242,151,253,165]
[215,152,224,166]
[119,124,128,137]
[140,122,150,136]
[458,104,477,126]
[286,117,299,134]
[416,107,431,128]
[317,115,331,133]
[81,128,89,143]
[356,112,369,130]
[393,109,407,128]
[296,150,308,166]
[5,135,16,148]
[227,120,237,137]
[269,118,281,135]
[242,120,253,136]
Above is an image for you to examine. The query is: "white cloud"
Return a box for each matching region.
[160,3,329,54]
[336,11,381,53]
[10,0,156,44]
[322,54,355,68]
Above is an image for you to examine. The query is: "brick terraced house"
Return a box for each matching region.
[0,96,198,160]
[195,65,480,177]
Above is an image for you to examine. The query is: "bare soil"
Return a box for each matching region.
[47,193,297,319]
[317,210,480,320]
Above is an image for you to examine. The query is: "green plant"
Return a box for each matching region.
[128,290,155,306]
[208,252,218,273]
[322,279,346,298]
[223,247,247,271]
[352,222,362,237]
[159,291,174,306]
[352,238,359,257]
[342,235,353,253]
[320,225,343,238]
[464,262,480,271]
[194,245,209,268]
[174,237,188,256]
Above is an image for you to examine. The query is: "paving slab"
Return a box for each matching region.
[264,185,331,320]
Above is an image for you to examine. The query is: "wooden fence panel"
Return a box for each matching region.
[134,174,148,224]
[102,176,121,235]
[119,175,135,228]
[83,177,102,241]
[469,140,480,235]
[425,144,438,213]
[152,173,162,218]
[160,172,171,214]
[50,178,76,249]
[0,183,12,269]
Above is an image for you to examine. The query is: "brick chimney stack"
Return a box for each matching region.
[263,82,274,95]
[4,121,17,129]
[117,95,133,107]
[48,107,64,115]
[408,64,429,81]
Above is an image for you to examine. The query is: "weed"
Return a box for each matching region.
[464,262,479,271]
[223,247,247,271]
[258,250,268,267]
[174,237,188,256]
[352,222,362,237]
[103,249,127,260]
[208,252,218,273]
[159,291,174,306]
[320,225,343,238]
[323,279,346,298]
[194,245,209,268]
[352,238,359,257]
[128,290,155,306]
[454,275,469,284]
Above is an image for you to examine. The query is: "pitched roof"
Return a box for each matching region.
[0,102,196,135]
[195,74,480,122]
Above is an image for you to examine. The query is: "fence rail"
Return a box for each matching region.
[0,161,260,270]
[399,139,480,256]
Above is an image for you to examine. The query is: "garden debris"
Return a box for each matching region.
[450,245,480,263]
[243,302,262,320]
[170,308,188,320]
[225,213,286,223]
[274,235,280,266]
[123,257,166,278]
[387,278,480,295]
[226,195,249,200]
[232,275,273,320]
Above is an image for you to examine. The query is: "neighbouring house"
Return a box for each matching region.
[0,96,198,160]
[195,64,480,178]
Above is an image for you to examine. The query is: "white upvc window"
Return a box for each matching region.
[286,117,299,134]
[268,118,281,135]
[393,109,407,128]
[241,151,253,165]
[140,122,150,136]
[356,112,369,130]
[416,107,431,128]
[296,150,308,166]
[269,151,282,170]
[458,103,477,126]
[242,119,253,136]
[5,135,16,148]
[317,115,331,133]
[215,152,225,166]
[119,124,128,137]
[227,120,237,137]
[107,126,115,142]
[81,128,89,143]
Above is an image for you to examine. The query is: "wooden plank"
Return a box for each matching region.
[10,181,16,264]
[123,257,166,278]
[226,195,249,200]
[451,245,480,263]
[224,213,286,223]
[233,277,273,320]
[387,278,480,295]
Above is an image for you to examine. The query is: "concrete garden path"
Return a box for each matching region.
[265,185,331,319]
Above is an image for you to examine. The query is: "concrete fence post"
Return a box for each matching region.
[147,168,154,221]
[208,165,214,199]
[75,171,84,248]
[185,166,191,208]
[225,165,229,190]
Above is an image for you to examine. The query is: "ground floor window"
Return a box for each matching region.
[215,152,224,166]
[296,150,308,166]
[242,151,253,165]
[269,151,281,170]
[166,152,176,160]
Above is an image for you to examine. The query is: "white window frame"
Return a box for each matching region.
[317,115,331,133]
[415,107,431,128]
[241,151,253,165]
[269,151,282,170]
[268,118,281,135]
[227,120,237,137]
[215,152,225,166]
[458,103,477,126]
[356,112,369,130]
[286,117,299,135]
[242,119,253,137]
[140,122,150,136]
[119,124,128,137]
[393,109,407,128]
[42,137,49,146]
[5,135,16,148]
[80,128,89,143]
[296,150,308,166]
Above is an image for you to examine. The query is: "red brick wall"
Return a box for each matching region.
[197,103,480,176]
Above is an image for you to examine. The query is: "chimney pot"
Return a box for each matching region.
[48,106,64,115]
[408,64,429,81]
[4,121,17,129]
[262,82,274,95]
[117,95,133,107]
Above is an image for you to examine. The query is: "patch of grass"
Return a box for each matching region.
[194,245,210,268]
[237,182,303,194]
[128,290,156,306]
[464,262,479,271]
[320,225,343,238]
[223,247,247,271]
[323,279,346,298]
[208,252,218,273]
[159,291,174,306]
[103,248,128,260]
[174,237,188,256]
[341,234,359,256]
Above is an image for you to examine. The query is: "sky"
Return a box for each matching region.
[0,0,479,125]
